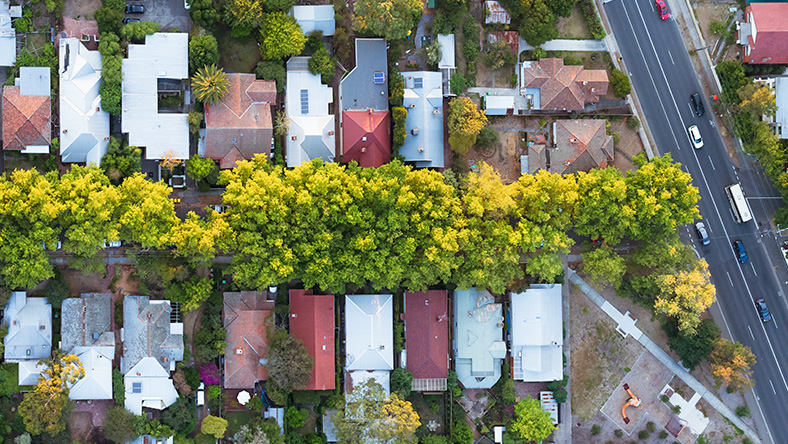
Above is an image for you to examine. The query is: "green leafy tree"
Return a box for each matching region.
[19,352,84,436]
[352,0,423,40]
[448,97,487,154]
[548,0,576,17]
[609,68,631,98]
[475,127,499,147]
[187,111,203,134]
[664,318,720,371]
[519,0,558,47]
[192,64,230,105]
[308,45,336,82]
[483,40,516,70]
[43,268,71,309]
[462,20,481,62]
[716,61,748,104]
[263,0,296,11]
[710,339,756,393]
[101,137,141,185]
[117,174,179,248]
[581,244,625,288]
[103,406,142,444]
[449,73,468,96]
[389,68,405,107]
[510,396,556,442]
[284,406,307,430]
[255,61,286,92]
[120,21,160,42]
[425,40,442,69]
[391,368,413,398]
[392,106,408,149]
[95,7,123,34]
[224,0,263,38]
[186,155,217,182]
[259,12,306,60]
[189,35,219,74]
[201,415,228,439]
[162,397,197,435]
[332,380,420,444]
[234,418,284,444]
[189,0,221,29]
[267,330,314,393]
[333,26,352,65]
[573,167,629,244]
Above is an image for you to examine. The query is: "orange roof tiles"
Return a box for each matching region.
[223,291,275,389]
[2,86,51,151]
[289,290,335,391]
[521,58,608,112]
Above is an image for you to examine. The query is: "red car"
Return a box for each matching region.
[655,0,669,19]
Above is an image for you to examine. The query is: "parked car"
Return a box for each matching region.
[125,4,144,13]
[695,222,710,246]
[756,298,772,322]
[122,17,141,23]
[688,125,703,149]
[102,239,122,248]
[691,93,705,117]
[196,382,205,406]
[733,239,748,263]
[655,0,669,19]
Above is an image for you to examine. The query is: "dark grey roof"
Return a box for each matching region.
[61,293,114,354]
[340,38,388,111]
[121,296,183,374]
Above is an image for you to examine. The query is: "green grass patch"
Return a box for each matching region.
[215,25,262,73]
[226,409,254,436]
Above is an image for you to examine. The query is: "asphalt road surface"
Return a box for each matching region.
[604,0,788,442]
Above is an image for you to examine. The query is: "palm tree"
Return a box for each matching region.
[191,64,229,105]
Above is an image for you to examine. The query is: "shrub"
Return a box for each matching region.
[709,20,726,35]
[531,47,547,59]
[450,72,468,96]
[200,363,221,385]
[112,369,125,406]
[394,320,405,354]
[578,0,606,39]
[646,421,655,433]
[615,429,624,437]
[389,68,405,107]
[659,430,669,439]
[660,394,669,403]
[254,61,286,93]
[462,20,481,63]
[611,131,621,145]
[638,430,649,440]
[564,56,584,66]
[391,368,413,398]
[591,424,601,435]
[392,106,408,149]
[207,385,221,400]
[626,116,640,130]
[610,68,631,98]
[736,405,751,417]
[475,127,499,148]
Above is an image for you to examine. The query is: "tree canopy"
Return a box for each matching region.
[266,329,314,393]
[333,379,420,444]
[352,0,423,40]
[710,339,756,393]
[510,396,556,442]
[259,12,306,60]
[19,352,84,436]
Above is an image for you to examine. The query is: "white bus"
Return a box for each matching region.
[725,183,752,223]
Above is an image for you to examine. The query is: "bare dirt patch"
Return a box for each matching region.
[557,7,592,40]
[68,411,94,442]
[460,115,521,183]
[696,0,736,53]
[64,0,101,22]
[569,284,644,421]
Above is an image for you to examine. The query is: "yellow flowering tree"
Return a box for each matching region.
[19,352,84,436]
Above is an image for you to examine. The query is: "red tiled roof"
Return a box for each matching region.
[743,4,788,64]
[223,292,275,389]
[204,73,276,167]
[551,119,614,174]
[2,86,51,151]
[289,289,335,391]
[404,291,449,382]
[520,58,608,111]
[342,110,391,168]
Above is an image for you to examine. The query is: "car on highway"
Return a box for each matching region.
[695,222,710,245]
[733,239,748,263]
[691,93,705,117]
[655,0,669,19]
[125,4,144,13]
[756,298,772,322]
[688,125,703,149]
[122,17,140,23]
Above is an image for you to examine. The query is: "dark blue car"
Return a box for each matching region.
[734,240,748,263]
[756,298,771,322]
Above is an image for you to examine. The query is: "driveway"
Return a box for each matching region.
[126,0,191,32]
[519,38,607,53]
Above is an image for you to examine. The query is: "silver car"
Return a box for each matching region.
[695,222,709,245]
[688,125,703,149]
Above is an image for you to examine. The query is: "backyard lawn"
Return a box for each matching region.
[225,409,254,436]
[215,25,262,74]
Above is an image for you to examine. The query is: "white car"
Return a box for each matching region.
[196,382,205,406]
[102,239,122,248]
[688,125,703,149]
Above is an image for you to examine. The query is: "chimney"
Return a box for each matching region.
[411,128,419,136]
[418,147,424,152]
[291,136,297,141]
[328,130,334,136]
[96,107,100,111]
[361,147,367,153]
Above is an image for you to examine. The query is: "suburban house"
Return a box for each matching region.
[453,288,506,389]
[2,291,52,385]
[340,38,390,168]
[527,119,614,174]
[0,0,20,67]
[345,294,393,394]
[510,284,563,382]
[121,296,184,415]
[59,37,110,166]
[61,293,115,400]
[121,33,189,161]
[484,0,511,24]
[285,57,336,167]
[400,72,444,168]
[2,66,51,153]
[201,73,276,169]
[223,291,274,390]
[437,34,456,97]
[771,77,788,139]
[289,5,335,36]
[404,291,449,392]
[519,58,609,112]
[738,3,788,64]
[289,289,335,391]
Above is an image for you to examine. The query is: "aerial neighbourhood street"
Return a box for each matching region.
[0,0,787,441]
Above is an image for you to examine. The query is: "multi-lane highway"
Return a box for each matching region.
[604,0,788,442]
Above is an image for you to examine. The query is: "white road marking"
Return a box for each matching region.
[771,380,777,395]
[752,262,758,276]
[748,325,755,340]
[709,156,715,170]
[687,102,693,114]
[669,51,675,65]
[727,271,734,286]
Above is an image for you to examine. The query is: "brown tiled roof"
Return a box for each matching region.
[223,291,275,389]
[743,4,788,64]
[404,291,449,384]
[3,86,51,151]
[521,58,608,111]
[204,74,276,167]
[551,119,614,174]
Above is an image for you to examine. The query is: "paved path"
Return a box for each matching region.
[518,37,607,54]
[567,268,762,444]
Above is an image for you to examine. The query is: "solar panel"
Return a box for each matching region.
[132,382,142,393]
[413,77,423,89]
[373,71,385,85]
[300,89,309,114]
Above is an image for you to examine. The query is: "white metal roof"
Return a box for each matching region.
[18,66,50,96]
[3,292,52,363]
[437,34,456,69]
[290,5,336,36]
[400,71,444,168]
[485,95,515,115]
[775,77,788,139]
[68,347,113,400]
[510,284,563,382]
[124,356,179,415]
[345,294,394,371]
[121,33,189,160]
[285,64,336,167]
[0,0,17,67]
[59,38,110,166]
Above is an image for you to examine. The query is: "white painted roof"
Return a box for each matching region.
[437,34,456,69]
[0,0,17,67]
[124,356,179,415]
[3,292,52,362]
[121,33,189,160]
[68,347,113,400]
[485,95,515,115]
[290,5,335,36]
[285,60,336,167]
[510,284,563,382]
[453,288,504,389]
[345,294,394,371]
[775,77,788,139]
[59,38,110,166]
[18,361,45,385]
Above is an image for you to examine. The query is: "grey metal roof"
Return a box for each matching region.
[59,38,110,166]
[61,293,115,354]
[400,71,444,168]
[19,67,50,96]
[345,294,394,372]
[437,34,456,69]
[3,292,52,362]
[121,296,183,375]
[510,284,563,382]
[290,5,336,36]
[121,33,189,160]
[286,61,336,167]
[340,38,388,112]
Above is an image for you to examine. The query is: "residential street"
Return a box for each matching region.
[604,0,788,442]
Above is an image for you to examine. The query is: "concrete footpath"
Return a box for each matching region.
[567,268,762,444]
[518,38,607,53]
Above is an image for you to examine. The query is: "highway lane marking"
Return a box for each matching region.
[669,51,675,65]
[626,0,788,411]
[752,262,757,276]
[748,325,755,340]
[727,271,734,286]
[709,156,715,170]
[687,103,693,114]
[770,380,777,395]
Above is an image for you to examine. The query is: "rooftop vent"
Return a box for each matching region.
[236,348,243,355]
[361,147,367,153]
[362,136,367,142]
[291,313,297,318]
[418,148,424,152]
[328,130,334,136]
[433,109,439,115]
[26,349,31,356]
[93,333,100,340]
[410,104,415,108]
[411,128,419,136]
[291,136,297,141]
[379,345,385,350]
